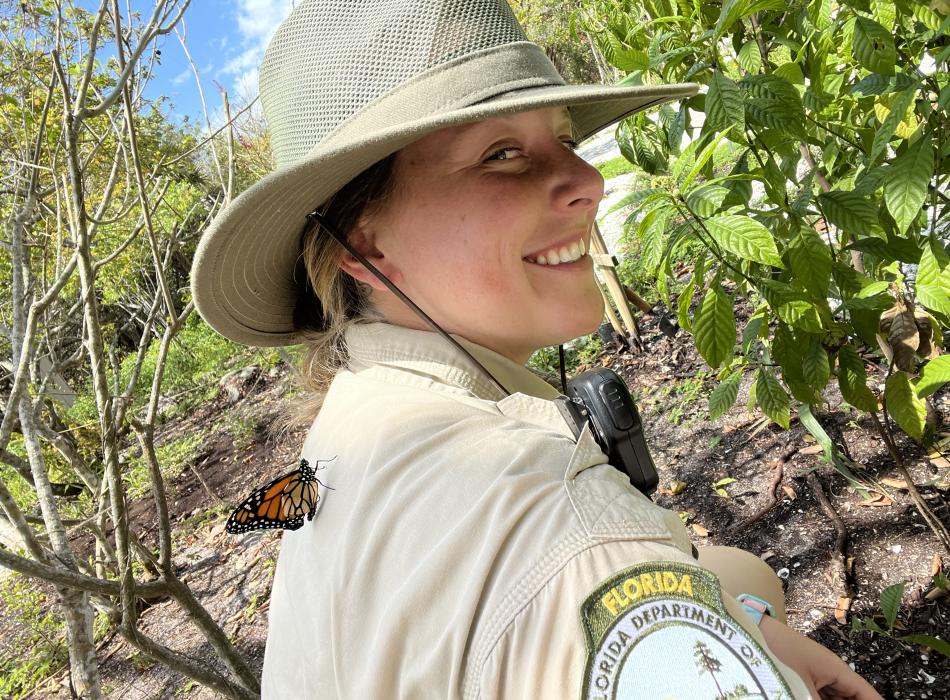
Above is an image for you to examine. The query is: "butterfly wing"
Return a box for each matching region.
[226,466,319,534]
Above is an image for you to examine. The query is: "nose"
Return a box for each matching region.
[549,146,605,217]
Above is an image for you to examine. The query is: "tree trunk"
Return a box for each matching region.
[60,588,102,699]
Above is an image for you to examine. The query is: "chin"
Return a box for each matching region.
[546,306,605,348]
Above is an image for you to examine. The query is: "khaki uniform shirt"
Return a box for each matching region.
[261,322,810,699]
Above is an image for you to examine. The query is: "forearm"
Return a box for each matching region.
[760,614,883,700]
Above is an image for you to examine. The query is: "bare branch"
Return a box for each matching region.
[77,0,193,120]
[0,544,169,599]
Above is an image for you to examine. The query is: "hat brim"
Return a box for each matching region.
[191,82,698,346]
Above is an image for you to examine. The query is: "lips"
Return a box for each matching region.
[524,234,588,266]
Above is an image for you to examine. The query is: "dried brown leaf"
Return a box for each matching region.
[834,596,852,624]
[878,297,920,373]
[781,484,798,500]
[858,493,894,507]
[691,523,711,537]
[932,553,943,578]
[880,477,910,490]
[915,309,940,359]
[669,479,688,495]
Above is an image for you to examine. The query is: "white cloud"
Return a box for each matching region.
[171,67,192,86]
[202,1,291,130]
[235,0,295,44]
[221,0,294,83]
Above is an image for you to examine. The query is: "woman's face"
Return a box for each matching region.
[346,106,605,364]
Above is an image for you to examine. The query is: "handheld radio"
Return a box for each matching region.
[556,368,658,495]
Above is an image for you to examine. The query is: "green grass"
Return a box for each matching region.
[124,432,205,499]
[596,155,637,180]
[0,574,68,699]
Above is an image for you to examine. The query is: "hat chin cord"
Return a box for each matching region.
[307,211,517,398]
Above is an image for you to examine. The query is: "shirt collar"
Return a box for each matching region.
[344,322,562,402]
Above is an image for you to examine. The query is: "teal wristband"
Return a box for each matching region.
[736,593,774,626]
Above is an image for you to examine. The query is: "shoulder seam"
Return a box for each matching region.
[463,533,675,700]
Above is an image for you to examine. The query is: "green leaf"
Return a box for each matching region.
[773,62,804,85]
[916,241,950,317]
[714,0,749,37]
[872,0,896,30]
[914,4,944,31]
[722,154,753,209]
[880,582,905,631]
[899,634,950,659]
[818,191,877,237]
[740,74,806,137]
[853,16,896,75]
[709,371,742,420]
[686,185,729,218]
[703,215,783,267]
[788,227,832,299]
[638,205,674,274]
[694,286,736,369]
[677,249,705,334]
[737,41,762,74]
[851,73,891,96]
[885,372,927,441]
[757,278,798,310]
[611,188,667,215]
[803,338,831,390]
[742,314,764,354]
[616,117,665,175]
[605,32,649,72]
[756,367,791,429]
[681,131,730,190]
[705,71,744,132]
[837,344,879,412]
[757,280,823,332]
[791,171,815,216]
[885,139,934,234]
[678,275,696,332]
[777,300,824,333]
[667,104,687,152]
[917,356,950,399]
[798,403,869,490]
[870,86,918,162]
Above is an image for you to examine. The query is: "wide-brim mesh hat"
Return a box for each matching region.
[191,0,698,346]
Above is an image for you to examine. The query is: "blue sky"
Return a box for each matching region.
[134,0,295,124]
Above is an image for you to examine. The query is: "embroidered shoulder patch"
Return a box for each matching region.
[580,562,794,700]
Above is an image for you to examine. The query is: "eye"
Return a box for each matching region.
[484,147,522,162]
[561,138,579,150]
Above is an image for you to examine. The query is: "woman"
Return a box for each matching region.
[192,1,882,698]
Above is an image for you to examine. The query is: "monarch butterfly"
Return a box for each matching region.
[225,457,334,534]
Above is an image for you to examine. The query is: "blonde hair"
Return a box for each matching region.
[292,154,399,421]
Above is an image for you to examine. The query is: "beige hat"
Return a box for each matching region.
[191,0,697,346]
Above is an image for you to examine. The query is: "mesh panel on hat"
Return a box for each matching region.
[260,0,528,167]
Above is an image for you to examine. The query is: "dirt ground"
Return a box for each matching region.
[6,312,949,698]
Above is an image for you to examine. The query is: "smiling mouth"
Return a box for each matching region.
[524,235,588,266]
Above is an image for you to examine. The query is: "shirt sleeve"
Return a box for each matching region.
[476,538,812,700]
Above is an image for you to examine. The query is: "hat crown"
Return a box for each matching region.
[260,0,528,167]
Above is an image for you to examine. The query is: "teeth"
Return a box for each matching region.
[529,236,587,267]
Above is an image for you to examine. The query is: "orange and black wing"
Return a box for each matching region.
[225,459,324,534]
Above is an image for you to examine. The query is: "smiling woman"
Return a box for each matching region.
[339,107,605,364]
[190,1,882,698]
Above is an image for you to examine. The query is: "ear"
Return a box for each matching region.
[336,221,398,292]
